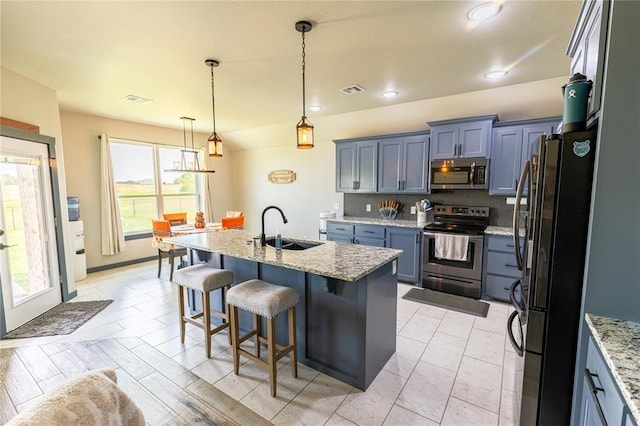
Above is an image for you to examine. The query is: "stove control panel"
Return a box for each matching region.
[433,205,490,218]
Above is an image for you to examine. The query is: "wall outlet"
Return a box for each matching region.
[333,203,339,211]
[410,206,417,214]
[366,204,371,212]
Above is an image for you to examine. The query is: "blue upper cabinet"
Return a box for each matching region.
[378,133,429,193]
[489,117,560,195]
[428,114,497,160]
[335,140,378,192]
[567,0,610,125]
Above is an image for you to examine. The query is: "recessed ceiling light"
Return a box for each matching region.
[467,2,502,21]
[381,90,399,98]
[484,70,508,79]
[309,105,322,112]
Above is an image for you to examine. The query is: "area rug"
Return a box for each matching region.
[402,288,490,318]
[3,300,113,339]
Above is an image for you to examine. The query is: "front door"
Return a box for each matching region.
[1,135,62,332]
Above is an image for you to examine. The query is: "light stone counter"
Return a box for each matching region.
[485,226,514,236]
[585,314,640,422]
[328,216,424,229]
[165,229,402,282]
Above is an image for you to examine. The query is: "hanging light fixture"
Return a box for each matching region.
[295,20,314,149]
[164,116,215,174]
[205,59,223,158]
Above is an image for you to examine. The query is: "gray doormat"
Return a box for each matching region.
[402,288,490,318]
[3,300,113,339]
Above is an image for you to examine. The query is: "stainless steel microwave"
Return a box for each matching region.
[430,157,489,190]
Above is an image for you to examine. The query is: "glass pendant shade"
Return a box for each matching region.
[208,132,223,157]
[296,116,314,149]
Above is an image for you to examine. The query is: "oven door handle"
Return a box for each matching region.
[423,231,483,243]
[507,310,524,357]
[513,160,530,271]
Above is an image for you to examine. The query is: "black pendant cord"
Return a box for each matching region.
[210,64,217,135]
[301,30,306,118]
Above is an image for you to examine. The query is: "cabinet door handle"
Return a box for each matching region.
[459,144,462,156]
[352,181,356,190]
[454,145,457,156]
[402,180,406,190]
[398,180,401,190]
[585,369,605,393]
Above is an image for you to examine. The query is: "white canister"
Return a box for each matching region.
[417,211,427,225]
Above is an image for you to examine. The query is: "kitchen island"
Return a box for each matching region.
[165,229,402,390]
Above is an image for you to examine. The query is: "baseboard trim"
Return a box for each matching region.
[87,256,156,274]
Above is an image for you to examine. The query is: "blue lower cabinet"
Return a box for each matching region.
[482,235,522,302]
[386,227,421,284]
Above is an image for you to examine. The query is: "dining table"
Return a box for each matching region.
[170,222,222,235]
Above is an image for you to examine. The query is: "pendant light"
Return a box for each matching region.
[164,117,215,174]
[295,20,314,149]
[205,59,223,158]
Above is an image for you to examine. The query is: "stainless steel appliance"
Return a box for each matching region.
[429,157,488,190]
[507,130,597,425]
[422,205,489,298]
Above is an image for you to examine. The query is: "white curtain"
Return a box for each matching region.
[204,173,215,223]
[100,134,125,254]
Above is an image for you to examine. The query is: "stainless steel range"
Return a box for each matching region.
[422,205,489,299]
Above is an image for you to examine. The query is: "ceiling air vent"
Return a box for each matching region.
[340,84,367,95]
[121,94,153,105]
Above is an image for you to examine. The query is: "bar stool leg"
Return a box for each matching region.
[223,285,232,345]
[289,307,298,378]
[203,291,212,358]
[267,317,277,397]
[230,306,240,375]
[177,285,186,344]
[253,314,261,358]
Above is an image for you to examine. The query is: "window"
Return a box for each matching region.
[110,140,203,235]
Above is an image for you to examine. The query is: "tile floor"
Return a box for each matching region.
[0,261,520,425]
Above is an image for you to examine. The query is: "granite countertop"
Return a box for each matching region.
[485,226,514,236]
[585,314,640,422]
[165,229,402,283]
[328,216,424,229]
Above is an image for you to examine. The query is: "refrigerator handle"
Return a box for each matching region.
[507,310,524,357]
[513,160,530,270]
[509,279,525,313]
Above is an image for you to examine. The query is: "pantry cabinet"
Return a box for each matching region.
[377,133,429,193]
[428,114,497,160]
[567,0,610,125]
[489,118,560,196]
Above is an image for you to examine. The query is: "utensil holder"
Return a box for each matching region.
[417,211,427,225]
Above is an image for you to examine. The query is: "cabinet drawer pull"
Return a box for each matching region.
[586,369,605,393]
[364,230,375,234]
[506,244,515,248]
[505,264,518,268]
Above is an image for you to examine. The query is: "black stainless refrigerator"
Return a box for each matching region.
[507,130,597,426]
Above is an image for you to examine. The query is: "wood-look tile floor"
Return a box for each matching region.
[0,261,520,425]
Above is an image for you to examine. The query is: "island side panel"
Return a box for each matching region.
[364,261,398,388]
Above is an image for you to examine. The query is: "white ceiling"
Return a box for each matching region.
[1,1,581,146]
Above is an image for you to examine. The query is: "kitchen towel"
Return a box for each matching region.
[435,233,469,262]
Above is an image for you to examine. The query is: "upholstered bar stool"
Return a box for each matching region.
[172,264,234,358]
[226,279,299,397]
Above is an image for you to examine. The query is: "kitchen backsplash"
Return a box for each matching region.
[344,191,513,226]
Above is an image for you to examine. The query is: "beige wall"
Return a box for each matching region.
[0,67,76,293]
[228,77,566,239]
[59,111,235,268]
[3,65,565,269]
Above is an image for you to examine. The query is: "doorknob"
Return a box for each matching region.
[0,243,16,251]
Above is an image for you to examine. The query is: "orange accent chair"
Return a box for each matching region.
[151,219,187,281]
[163,212,188,226]
[221,211,244,230]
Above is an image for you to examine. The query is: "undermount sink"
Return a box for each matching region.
[264,237,322,251]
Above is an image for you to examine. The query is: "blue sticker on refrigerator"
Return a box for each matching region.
[573,139,591,157]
